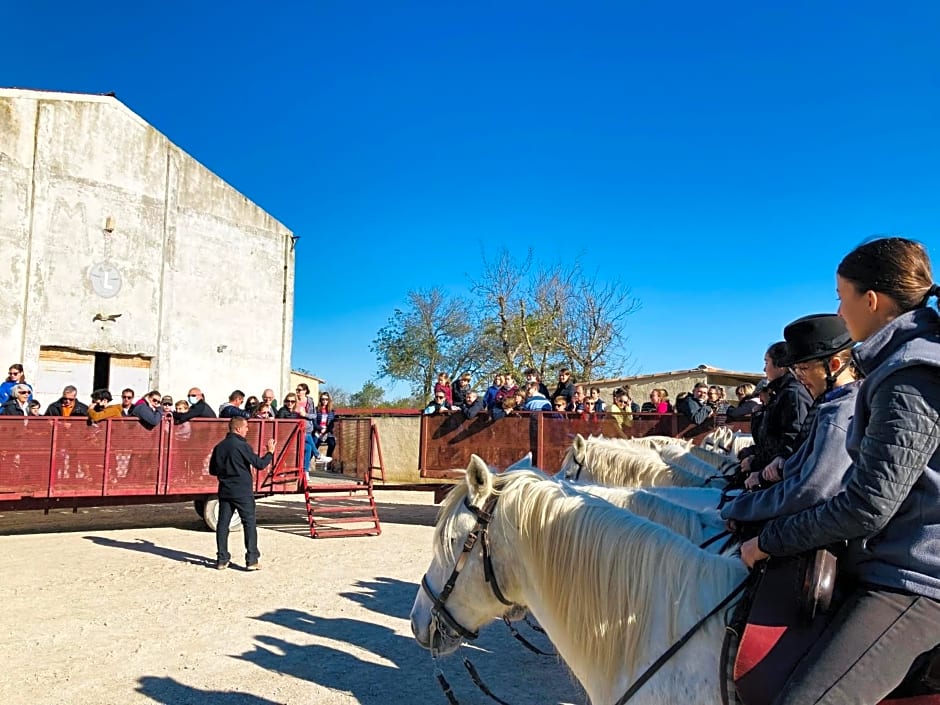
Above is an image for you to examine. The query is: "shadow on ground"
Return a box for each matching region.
[137,676,283,704]
[84,536,213,566]
[238,573,581,705]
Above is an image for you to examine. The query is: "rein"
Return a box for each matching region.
[613,575,752,705]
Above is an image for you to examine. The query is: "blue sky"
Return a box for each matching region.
[6,2,940,398]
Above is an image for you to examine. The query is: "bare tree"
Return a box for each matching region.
[471,248,640,383]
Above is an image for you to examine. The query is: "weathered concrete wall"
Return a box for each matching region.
[0,89,294,409]
[372,416,429,484]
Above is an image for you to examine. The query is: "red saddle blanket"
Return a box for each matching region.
[725,558,940,705]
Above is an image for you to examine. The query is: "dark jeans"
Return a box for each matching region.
[316,434,336,458]
[772,585,940,705]
[216,494,259,566]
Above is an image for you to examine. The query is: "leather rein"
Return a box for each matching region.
[420,494,514,647]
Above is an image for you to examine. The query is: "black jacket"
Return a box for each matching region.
[551,381,574,405]
[173,399,217,424]
[1,398,28,416]
[44,398,89,417]
[677,394,713,426]
[209,432,273,498]
[726,398,761,420]
[749,371,813,473]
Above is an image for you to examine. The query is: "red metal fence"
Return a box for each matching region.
[0,417,305,510]
[419,412,752,478]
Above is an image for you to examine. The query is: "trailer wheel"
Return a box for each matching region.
[193,499,206,519]
[202,497,243,533]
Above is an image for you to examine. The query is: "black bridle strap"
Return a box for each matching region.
[421,494,514,644]
[502,615,556,656]
[698,529,732,551]
[463,658,513,705]
[613,576,751,705]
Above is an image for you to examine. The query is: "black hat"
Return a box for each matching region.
[780,314,853,367]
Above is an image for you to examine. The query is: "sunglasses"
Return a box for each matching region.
[15,391,29,396]
[122,395,134,400]
[62,399,75,405]
[285,400,297,404]
[435,396,445,400]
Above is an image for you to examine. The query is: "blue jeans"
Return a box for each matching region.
[216,495,259,566]
[303,432,320,471]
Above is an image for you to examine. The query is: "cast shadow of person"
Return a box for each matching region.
[84,536,211,566]
[137,676,283,704]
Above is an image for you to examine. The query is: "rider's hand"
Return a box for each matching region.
[725,519,738,533]
[744,472,762,490]
[762,456,784,483]
[740,456,753,473]
[741,537,769,569]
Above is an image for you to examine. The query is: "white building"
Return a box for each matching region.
[0,88,295,409]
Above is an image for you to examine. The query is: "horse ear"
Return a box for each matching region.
[466,454,494,503]
[505,452,533,471]
[573,434,586,462]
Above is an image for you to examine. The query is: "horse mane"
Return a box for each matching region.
[477,470,744,689]
[615,435,694,451]
[657,444,726,481]
[563,441,705,488]
[577,485,723,545]
[688,445,739,473]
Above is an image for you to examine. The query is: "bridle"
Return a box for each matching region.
[420,494,514,646]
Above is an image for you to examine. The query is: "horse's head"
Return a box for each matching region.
[556,434,590,482]
[411,454,523,655]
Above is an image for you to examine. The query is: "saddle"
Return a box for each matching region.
[721,550,940,705]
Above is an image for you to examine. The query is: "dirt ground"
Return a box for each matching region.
[0,491,585,705]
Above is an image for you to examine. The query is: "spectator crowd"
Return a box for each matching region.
[421,366,767,426]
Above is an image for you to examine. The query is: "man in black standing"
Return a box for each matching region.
[209,417,276,571]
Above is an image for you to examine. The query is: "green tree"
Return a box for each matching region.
[371,289,487,398]
[349,381,385,408]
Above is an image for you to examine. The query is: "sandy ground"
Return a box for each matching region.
[0,491,585,705]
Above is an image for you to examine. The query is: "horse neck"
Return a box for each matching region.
[493,482,745,704]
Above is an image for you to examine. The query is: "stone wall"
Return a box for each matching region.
[0,89,294,408]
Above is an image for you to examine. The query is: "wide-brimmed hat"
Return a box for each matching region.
[780,314,853,367]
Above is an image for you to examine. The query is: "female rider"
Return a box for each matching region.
[741,237,940,704]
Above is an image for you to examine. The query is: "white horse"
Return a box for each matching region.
[573,483,730,551]
[657,444,731,482]
[558,434,707,488]
[688,445,740,474]
[411,457,748,705]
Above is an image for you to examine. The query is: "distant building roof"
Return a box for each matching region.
[590,365,764,386]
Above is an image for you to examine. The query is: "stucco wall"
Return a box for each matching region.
[372,416,427,484]
[0,89,294,409]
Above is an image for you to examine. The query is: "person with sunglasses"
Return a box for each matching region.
[0,384,32,416]
[0,364,32,405]
[119,388,136,416]
[44,385,89,417]
[294,383,324,472]
[312,392,336,463]
[423,391,457,416]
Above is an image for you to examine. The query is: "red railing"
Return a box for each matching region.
[419,412,752,478]
[0,417,305,510]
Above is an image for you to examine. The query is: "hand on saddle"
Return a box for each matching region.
[762,456,784,484]
[740,536,769,569]
[744,471,763,490]
[740,456,753,473]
